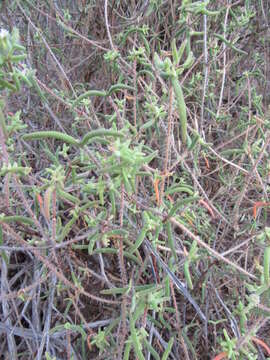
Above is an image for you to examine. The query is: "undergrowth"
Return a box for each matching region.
[0,1,270,359]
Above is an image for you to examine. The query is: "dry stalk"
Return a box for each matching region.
[117,182,128,359]
[170,217,256,280]
[1,222,120,305]
[170,281,190,360]
[159,85,174,205]
[233,131,270,229]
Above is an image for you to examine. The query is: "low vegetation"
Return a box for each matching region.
[0,1,270,359]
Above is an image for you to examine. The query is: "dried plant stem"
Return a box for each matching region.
[233,131,270,229]
[1,257,18,360]
[1,222,119,304]
[0,109,10,208]
[201,12,209,138]
[170,217,256,280]
[0,108,9,165]
[18,2,76,95]
[160,85,174,205]
[117,182,128,358]
[216,5,229,118]
[170,281,190,360]
[133,57,137,128]
[104,0,115,50]
[36,274,56,360]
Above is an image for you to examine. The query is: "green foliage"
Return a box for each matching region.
[1,2,270,359]
[0,28,32,92]
[154,36,195,145]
